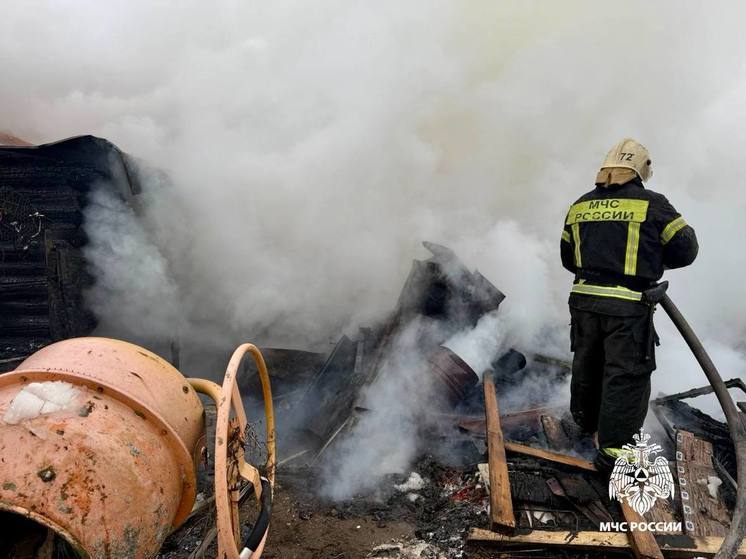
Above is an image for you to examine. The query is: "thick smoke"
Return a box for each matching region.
[83,186,184,343]
[321,317,443,500]
[2,1,746,478]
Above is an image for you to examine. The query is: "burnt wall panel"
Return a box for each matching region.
[0,135,139,371]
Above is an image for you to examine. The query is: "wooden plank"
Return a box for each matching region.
[467,528,746,557]
[541,415,573,451]
[644,495,682,535]
[503,441,596,471]
[655,535,746,558]
[483,376,515,531]
[469,527,629,551]
[676,430,730,537]
[620,501,665,559]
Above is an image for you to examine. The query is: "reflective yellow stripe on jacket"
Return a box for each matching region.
[571,282,643,302]
[571,224,582,267]
[624,222,641,275]
[661,216,687,245]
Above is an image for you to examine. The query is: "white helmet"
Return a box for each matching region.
[600,138,653,182]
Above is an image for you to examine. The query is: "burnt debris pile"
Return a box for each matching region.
[263,241,740,559]
[274,241,569,468]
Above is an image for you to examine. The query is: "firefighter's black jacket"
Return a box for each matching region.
[561,178,698,300]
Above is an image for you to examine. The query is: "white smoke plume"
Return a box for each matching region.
[321,317,443,500]
[444,311,506,379]
[83,186,184,342]
[1,2,745,466]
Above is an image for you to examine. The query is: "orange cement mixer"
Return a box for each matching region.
[0,337,275,559]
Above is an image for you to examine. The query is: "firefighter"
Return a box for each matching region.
[560,138,698,472]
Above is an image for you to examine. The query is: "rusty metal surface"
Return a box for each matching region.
[0,337,205,558]
[13,337,205,458]
[427,346,479,406]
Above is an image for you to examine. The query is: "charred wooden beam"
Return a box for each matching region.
[676,430,730,537]
[654,379,746,404]
[504,441,596,471]
[0,300,49,312]
[0,315,50,337]
[541,415,573,451]
[0,246,45,263]
[0,276,47,294]
[0,261,47,277]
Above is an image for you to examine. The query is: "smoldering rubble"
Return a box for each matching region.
[192,241,739,559]
[256,243,738,558]
[1,135,743,558]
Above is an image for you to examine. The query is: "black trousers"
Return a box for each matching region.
[569,294,656,450]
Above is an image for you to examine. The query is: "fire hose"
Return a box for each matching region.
[649,284,746,559]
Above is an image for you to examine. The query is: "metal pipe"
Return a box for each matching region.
[192,344,276,559]
[660,294,746,559]
[245,344,277,487]
[188,378,223,407]
[189,376,262,559]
